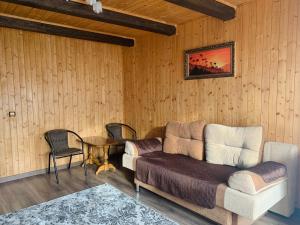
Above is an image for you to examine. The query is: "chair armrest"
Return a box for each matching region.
[67,130,83,142]
[123,124,137,140]
[125,137,162,156]
[67,130,84,151]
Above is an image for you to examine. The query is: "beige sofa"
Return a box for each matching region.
[122,122,298,225]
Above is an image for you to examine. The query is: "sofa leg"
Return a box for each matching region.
[136,184,140,192]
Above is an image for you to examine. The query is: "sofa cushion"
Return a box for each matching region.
[228,161,287,195]
[205,124,263,168]
[163,120,206,160]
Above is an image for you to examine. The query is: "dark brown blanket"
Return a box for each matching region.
[132,138,162,155]
[247,161,287,183]
[136,152,238,209]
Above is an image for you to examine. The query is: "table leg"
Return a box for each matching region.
[82,145,101,167]
[96,145,116,175]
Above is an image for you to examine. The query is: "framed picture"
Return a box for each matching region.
[184,42,235,80]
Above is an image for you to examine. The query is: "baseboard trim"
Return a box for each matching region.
[0,162,82,184]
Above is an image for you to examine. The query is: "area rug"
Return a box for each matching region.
[0,184,178,225]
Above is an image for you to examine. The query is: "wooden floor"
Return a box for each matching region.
[0,160,299,225]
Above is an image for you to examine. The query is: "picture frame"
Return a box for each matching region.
[184,42,235,80]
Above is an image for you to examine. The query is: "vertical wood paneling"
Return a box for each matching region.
[123,0,300,206]
[0,27,124,176]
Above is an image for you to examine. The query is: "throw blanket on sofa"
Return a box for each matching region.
[125,138,162,156]
[228,161,287,195]
[136,152,238,209]
[247,161,287,183]
[132,138,162,155]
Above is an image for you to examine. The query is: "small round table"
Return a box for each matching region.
[81,136,119,175]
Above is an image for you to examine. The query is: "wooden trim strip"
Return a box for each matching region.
[0,162,82,184]
[0,0,177,36]
[0,15,135,46]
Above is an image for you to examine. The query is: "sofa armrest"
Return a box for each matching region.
[125,137,162,156]
[228,161,287,195]
[122,153,139,171]
[263,142,299,217]
[224,179,287,220]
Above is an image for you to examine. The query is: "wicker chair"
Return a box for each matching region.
[44,129,87,184]
[105,123,137,154]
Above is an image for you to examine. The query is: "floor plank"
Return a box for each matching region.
[0,160,299,225]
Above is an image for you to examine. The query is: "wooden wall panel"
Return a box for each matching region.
[0,27,124,177]
[123,0,300,206]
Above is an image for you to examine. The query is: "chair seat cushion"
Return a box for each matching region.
[55,148,83,157]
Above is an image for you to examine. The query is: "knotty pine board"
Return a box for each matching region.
[123,0,300,206]
[0,27,124,177]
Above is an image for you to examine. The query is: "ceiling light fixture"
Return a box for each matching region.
[86,0,95,6]
[65,0,103,14]
[93,0,103,14]
[86,0,103,14]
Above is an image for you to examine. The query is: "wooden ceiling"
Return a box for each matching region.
[0,0,252,39]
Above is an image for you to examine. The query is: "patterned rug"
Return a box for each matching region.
[0,184,178,225]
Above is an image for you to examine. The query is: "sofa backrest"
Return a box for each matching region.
[163,120,206,160]
[205,124,263,169]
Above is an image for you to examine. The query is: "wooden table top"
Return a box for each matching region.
[81,136,119,147]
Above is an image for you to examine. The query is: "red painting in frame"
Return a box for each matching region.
[184,42,235,80]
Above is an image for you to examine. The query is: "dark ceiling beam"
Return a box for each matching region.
[0,0,176,36]
[165,0,236,21]
[0,15,134,47]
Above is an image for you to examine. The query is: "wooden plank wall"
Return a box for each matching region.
[0,27,124,177]
[123,0,300,206]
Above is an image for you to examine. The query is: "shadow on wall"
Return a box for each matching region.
[145,126,166,139]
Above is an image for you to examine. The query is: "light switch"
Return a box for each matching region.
[8,111,16,117]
